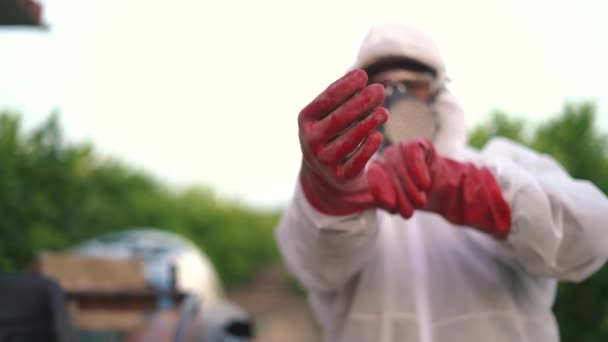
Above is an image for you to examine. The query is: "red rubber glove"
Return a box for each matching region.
[367,138,511,239]
[298,69,388,215]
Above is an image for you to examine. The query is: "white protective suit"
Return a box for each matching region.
[275,23,608,342]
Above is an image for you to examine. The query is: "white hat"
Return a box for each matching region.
[352,23,448,91]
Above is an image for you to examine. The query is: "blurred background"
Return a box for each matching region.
[0,0,607,341]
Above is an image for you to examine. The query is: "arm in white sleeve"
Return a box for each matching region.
[275,181,379,294]
[468,137,608,282]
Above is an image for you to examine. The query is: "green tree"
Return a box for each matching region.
[0,110,280,288]
[468,110,529,149]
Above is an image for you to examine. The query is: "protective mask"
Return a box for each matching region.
[378,82,439,149]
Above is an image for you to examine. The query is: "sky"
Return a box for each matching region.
[1,0,607,209]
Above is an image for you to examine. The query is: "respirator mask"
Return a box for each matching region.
[378,80,440,150]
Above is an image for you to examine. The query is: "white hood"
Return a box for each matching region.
[352,23,467,157]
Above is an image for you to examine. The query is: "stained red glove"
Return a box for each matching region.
[298,69,388,215]
[367,138,511,239]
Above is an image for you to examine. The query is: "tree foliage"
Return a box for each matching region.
[0,110,280,288]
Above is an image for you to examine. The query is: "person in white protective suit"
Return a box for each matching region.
[275,22,608,342]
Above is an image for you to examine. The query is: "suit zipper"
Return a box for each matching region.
[408,218,432,342]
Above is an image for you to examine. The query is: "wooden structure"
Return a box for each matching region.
[31,252,202,342]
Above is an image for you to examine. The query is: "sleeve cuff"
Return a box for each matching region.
[294,180,376,232]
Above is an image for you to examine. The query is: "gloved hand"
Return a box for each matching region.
[367,138,511,239]
[298,69,388,215]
